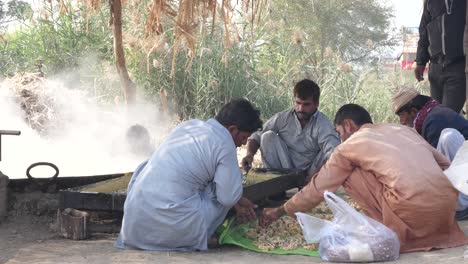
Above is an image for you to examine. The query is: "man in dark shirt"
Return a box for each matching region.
[414,0,466,113]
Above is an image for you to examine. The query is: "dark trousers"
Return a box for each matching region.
[429,61,466,113]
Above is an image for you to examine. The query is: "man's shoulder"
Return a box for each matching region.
[426,105,468,127]
[179,118,205,126]
[268,109,294,123]
[314,110,334,124]
[356,123,411,136]
[426,105,460,123]
[315,110,331,119]
[430,105,458,115]
[344,124,417,147]
[273,109,294,117]
[175,119,220,136]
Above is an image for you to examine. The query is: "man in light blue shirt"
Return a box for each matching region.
[115,99,263,251]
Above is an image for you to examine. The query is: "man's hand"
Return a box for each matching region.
[260,206,286,227]
[414,65,426,82]
[234,197,257,224]
[241,155,254,170]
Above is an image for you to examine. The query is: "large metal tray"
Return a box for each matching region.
[8,173,126,192]
[59,168,306,212]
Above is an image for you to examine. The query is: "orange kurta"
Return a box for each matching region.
[284,123,468,252]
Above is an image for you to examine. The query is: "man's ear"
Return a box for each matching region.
[343,119,359,132]
[410,107,419,116]
[227,125,239,135]
[342,119,352,131]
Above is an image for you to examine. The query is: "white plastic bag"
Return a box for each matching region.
[296,191,400,262]
[444,141,468,195]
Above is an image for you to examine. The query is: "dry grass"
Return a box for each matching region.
[3,73,60,135]
[82,0,268,78]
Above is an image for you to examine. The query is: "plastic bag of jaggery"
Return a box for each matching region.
[296,191,400,262]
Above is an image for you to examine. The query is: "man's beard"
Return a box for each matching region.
[296,111,312,120]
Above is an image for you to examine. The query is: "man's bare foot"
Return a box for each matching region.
[207,235,221,249]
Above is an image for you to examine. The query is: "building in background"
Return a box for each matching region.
[397,27,427,73]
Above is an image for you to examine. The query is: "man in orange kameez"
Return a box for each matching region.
[261,104,468,252]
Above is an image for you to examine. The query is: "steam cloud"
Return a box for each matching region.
[0,75,174,179]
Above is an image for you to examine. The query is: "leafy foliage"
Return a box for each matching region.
[0,0,32,28]
[0,0,419,123]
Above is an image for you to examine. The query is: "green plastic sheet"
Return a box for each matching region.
[218,217,320,257]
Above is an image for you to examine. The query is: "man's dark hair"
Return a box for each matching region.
[126,124,150,140]
[294,79,320,102]
[215,99,263,133]
[396,95,431,114]
[334,104,373,126]
[126,124,153,156]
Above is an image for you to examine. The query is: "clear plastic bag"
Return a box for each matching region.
[296,191,400,262]
[444,141,468,195]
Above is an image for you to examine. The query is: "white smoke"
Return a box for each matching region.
[0,75,175,179]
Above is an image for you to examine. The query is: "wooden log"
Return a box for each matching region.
[58,208,90,240]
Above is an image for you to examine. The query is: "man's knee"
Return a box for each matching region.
[439,128,464,145]
[438,128,465,160]
[259,131,292,169]
[260,131,279,146]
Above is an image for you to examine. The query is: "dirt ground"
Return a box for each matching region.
[1,215,467,264]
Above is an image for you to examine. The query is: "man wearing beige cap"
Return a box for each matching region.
[392,86,468,220]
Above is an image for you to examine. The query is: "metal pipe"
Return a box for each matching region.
[0,130,21,136]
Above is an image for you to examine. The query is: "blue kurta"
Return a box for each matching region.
[422,105,468,147]
[115,118,243,251]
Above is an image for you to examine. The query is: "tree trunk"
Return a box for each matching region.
[110,0,136,104]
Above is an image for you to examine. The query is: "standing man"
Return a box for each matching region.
[115,99,263,251]
[414,0,466,113]
[241,79,339,178]
[262,104,468,252]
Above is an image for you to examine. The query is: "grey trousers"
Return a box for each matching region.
[437,128,468,211]
[259,131,323,175]
[260,131,293,169]
[429,61,466,113]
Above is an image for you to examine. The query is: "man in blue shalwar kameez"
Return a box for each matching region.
[115,99,263,251]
